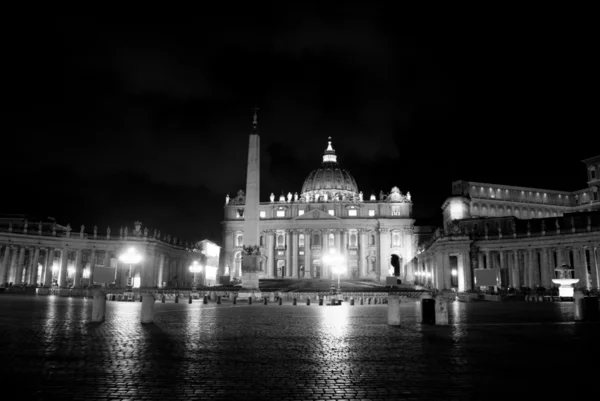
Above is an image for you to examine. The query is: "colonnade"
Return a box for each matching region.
[417,244,600,291]
[0,242,195,290]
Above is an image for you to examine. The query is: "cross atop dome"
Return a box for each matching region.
[323,136,337,163]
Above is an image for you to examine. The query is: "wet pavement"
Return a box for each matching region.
[0,294,598,400]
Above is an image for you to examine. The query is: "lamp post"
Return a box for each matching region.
[189,260,203,292]
[323,248,344,298]
[118,247,142,289]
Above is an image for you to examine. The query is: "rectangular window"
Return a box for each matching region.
[348,209,357,217]
[298,210,304,216]
[368,210,375,217]
[299,251,304,256]
[328,210,334,216]
[276,210,285,217]
[591,170,596,179]
[277,251,284,256]
[259,211,266,218]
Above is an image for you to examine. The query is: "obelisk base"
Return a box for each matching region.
[238,254,261,300]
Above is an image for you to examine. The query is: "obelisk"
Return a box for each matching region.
[240,107,261,293]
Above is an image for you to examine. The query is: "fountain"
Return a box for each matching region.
[551,264,579,298]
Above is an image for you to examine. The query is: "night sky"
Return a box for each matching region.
[4,10,596,244]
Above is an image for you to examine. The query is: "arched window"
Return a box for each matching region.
[299,234,305,247]
[236,235,243,247]
[314,234,321,246]
[370,235,375,246]
[350,233,357,247]
[328,233,334,248]
[277,235,284,246]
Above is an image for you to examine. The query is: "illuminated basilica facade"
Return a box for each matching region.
[222,139,430,283]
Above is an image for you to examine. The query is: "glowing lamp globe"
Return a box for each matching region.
[189,260,202,274]
[119,247,142,264]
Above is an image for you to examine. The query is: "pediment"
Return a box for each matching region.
[292,209,342,220]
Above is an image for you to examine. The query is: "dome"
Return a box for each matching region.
[301,138,359,200]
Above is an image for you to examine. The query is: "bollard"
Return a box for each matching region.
[279,298,282,306]
[189,295,192,304]
[264,297,268,305]
[306,298,310,306]
[175,295,179,303]
[140,295,143,302]
[92,291,106,322]
[112,294,116,301]
[141,293,156,324]
[249,296,252,305]
[360,298,364,305]
[350,298,354,306]
[233,296,237,305]
[293,298,297,306]
[217,296,221,304]
[319,298,323,306]
[161,295,165,303]
[435,297,449,325]
[421,298,435,324]
[387,295,401,326]
[203,295,208,304]
[368,298,371,305]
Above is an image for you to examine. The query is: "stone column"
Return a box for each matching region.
[25,248,34,284]
[8,246,18,284]
[378,228,390,282]
[434,252,444,290]
[267,231,275,278]
[286,230,292,278]
[44,249,54,287]
[556,247,564,267]
[499,251,507,288]
[305,231,312,278]
[157,254,165,288]
[88,249,96,286]
[539,248,549,288]
[512,250,520,288]
[591,246,599,290]
[457,253,465,292]
[359,229,366,278]
[141,250,156,289]
[0,245,11,286]
[527,249,536,287]
[58,248,69,288]
[573,247,588,289]
[484,250,491,269]
[14,247,26,285]
[73,249,83,288]
[462,252,472,291]
[291,230,298,278]
[31,248,41,285]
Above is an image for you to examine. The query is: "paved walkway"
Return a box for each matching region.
[0,295,598,400]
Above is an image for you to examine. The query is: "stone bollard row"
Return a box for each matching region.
[350,298,354,306]
[249,297,252,305]
[360,298,364,305]
[574,291,600,321]
[175,295,179,303]
[319,299,323,306]
[278,298,282,305]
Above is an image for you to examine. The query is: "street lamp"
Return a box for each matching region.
[323,248,345,298]
[118,247,143,289]
[189,260,203,291]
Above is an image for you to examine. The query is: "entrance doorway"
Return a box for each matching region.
[277,260,285,278]
[314,261,321,279]
[391,254,401,277]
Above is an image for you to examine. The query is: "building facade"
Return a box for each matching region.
[222,139,428,283]
[0,216,219,290]
[416,155,600,292]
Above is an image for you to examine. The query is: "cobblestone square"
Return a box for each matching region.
[0,295,598,400]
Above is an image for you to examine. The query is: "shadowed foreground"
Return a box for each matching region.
[0,295,598,400]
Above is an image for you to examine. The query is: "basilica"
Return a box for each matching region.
[222,138,431,283]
